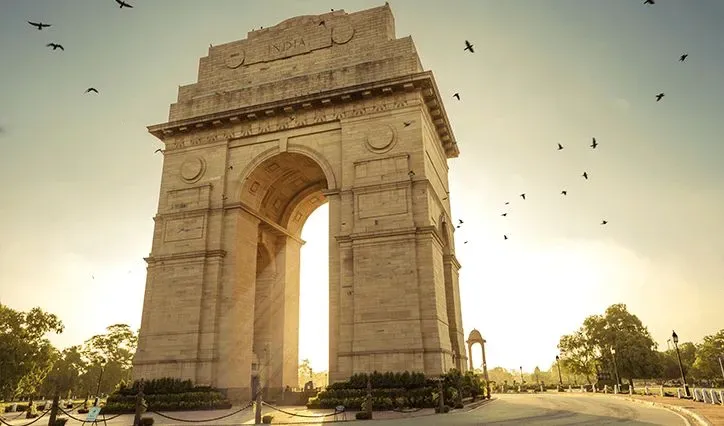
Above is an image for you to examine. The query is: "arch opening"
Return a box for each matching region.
[241,152,330,398]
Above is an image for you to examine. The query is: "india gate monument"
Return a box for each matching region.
[133,4,466,400]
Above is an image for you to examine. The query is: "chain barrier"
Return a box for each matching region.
[0,409,49,426]
[260,401,340,418]
[148,401,253,423]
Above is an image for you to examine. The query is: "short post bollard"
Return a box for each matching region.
[254,376,262,425]
[604,385,608,394]
[437,379,445,414]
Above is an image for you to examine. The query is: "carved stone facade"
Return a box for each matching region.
[133,5,466,401]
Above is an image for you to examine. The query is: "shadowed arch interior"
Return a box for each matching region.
[240,152,328,236]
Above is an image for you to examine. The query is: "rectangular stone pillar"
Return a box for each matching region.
[215,208,260,401]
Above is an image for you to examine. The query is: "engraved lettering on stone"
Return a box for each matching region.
[164,215,205,242]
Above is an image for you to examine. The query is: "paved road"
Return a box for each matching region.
[372,393,689,425]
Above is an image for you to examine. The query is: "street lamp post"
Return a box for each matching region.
[672,330,690,397]
[555,356,563,386]
[481,338,491,399]
[610,348,620,389]
[519,366,524,391]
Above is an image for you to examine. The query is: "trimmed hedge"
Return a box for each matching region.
[104,378,232,413]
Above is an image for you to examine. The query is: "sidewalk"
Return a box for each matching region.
[613,394,724,425]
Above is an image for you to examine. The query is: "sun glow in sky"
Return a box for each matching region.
[1,1,724,375]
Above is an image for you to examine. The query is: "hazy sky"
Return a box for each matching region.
[1,1,723,375]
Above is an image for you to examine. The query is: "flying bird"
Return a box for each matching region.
[504,202,510,205]
[501,213,507,217]
[28,21,51,30]
[590,137,598,149]
[557,143,563,150]
[601,220,608,225]
[85,88,99,94]
[229,165,234,170]
[643,0,654,4]
[464,40,474,53]
[319,20,325,26]
[46,43,64,51]
[656,93,665,102]
[403,121,413,127]
[154,149,163,154]
[464,241,468,244]
[679,53,688,62]
[520,193,526,200]
[115,0,133,8]
[561,190,567,196]
[503,235,508,240]
[453,93,460,100]
[582,172,588,180]
[458,219,464,225]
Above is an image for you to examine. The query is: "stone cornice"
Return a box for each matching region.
[148,71,459,158]
[145,249,226,264]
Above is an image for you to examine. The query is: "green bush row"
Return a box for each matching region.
[107,391,226,405]
[116,378,214,396]
[307,393,438,410]
[317,387,436,401]
[327,371,429,390]
[103,399,232,414]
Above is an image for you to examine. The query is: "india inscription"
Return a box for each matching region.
[135,5,465,403]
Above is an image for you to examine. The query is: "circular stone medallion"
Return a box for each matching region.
[180,156,206,183]
[365,124,396,153]
[225,50,246,69]
[331,21,355,45]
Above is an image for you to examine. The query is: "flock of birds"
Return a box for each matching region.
[451,0,687,243]
[19,1,688,247]
[26,0,134,96]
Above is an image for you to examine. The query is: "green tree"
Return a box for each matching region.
[486,367,514,386]
[0,304,64,399]
[79,324,138,396]
[40,346,88,398]
[584,304,660,387]
[558,330,597,384]
[692,329,724,383]
[298,359,313,388]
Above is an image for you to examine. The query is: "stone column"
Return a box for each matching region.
[215,208,261,401]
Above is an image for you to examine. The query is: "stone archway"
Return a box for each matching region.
[466,330,488,376]
[133,4,466,401]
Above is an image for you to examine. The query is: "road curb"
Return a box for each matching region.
[618,396,712,426]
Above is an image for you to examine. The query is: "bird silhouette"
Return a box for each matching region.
[85,88,99,94]
[679,53,688,62]
[154,149,163,154]
[644,0,654,4]
[229,165,234,170]
[520,193,526,200]
[561,190,567,196]
[28,21,51,30]
[453,93,461,100]
[505,202,510,205]
[501,213,507,217]
[464,40,474,53]
[464,241,468,244]
[590,137,598,149]
[319,20,325,26]
[403,121,413,127]
[46,43,64,51]
[442,197,448,200]
[582,172,588,180]
[504,235,508,240]
[656,93,665,102]
[458,219,464,225]
[557,143,563,150]
[601,220,608,225]
[115,0,133,8]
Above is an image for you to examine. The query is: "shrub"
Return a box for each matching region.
[262,414,274,423]
[454,402,464,409]
[54,418,68,426]
[78,408,89,414]
[355,411,371,420]
[434,405,450,413]
[4,404,28,413]
[140,417,154,426]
